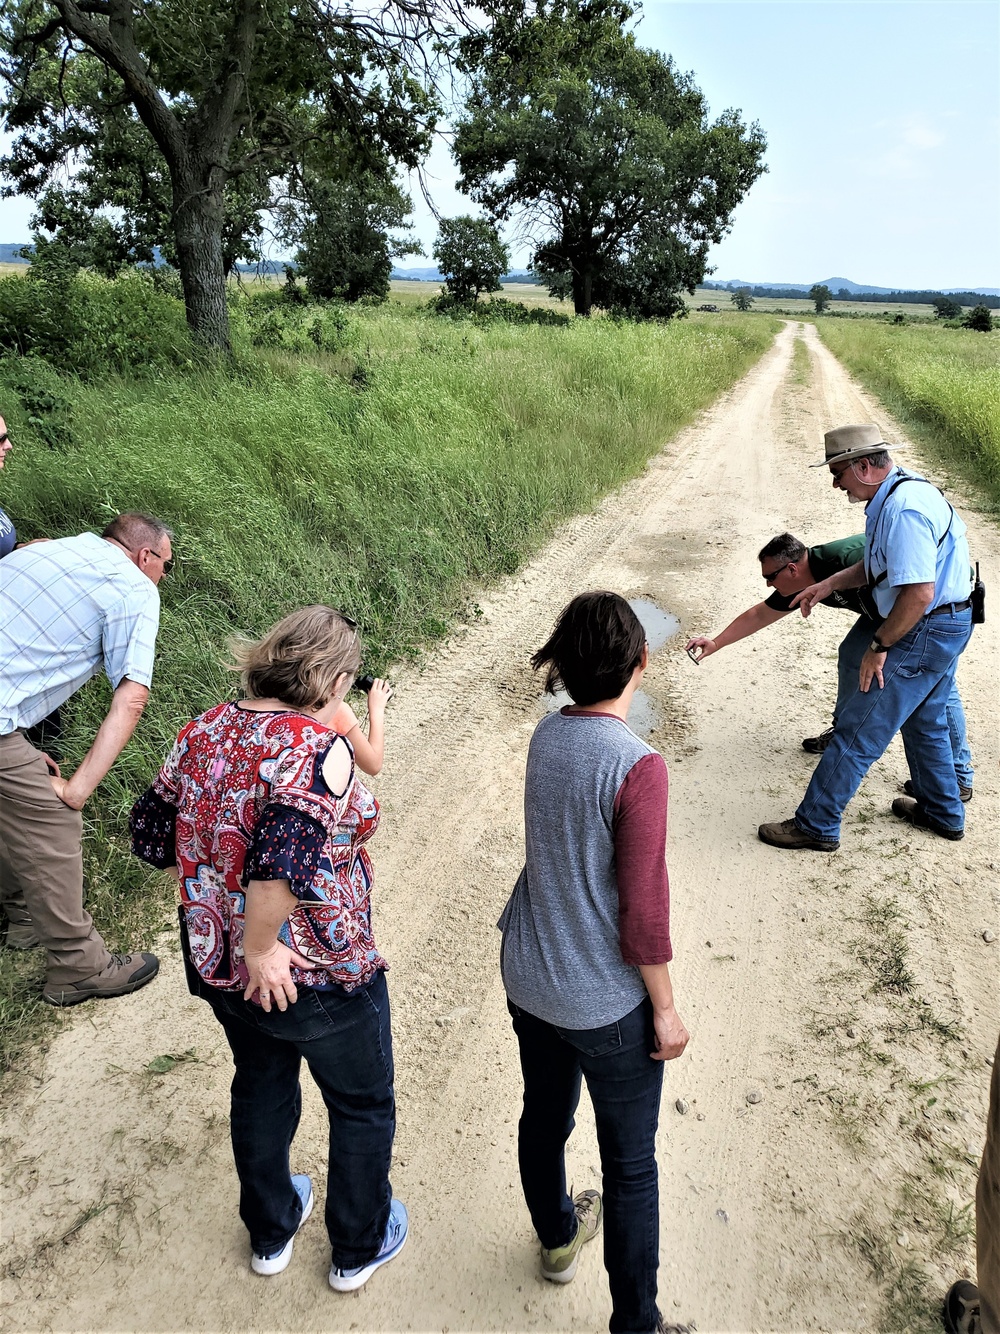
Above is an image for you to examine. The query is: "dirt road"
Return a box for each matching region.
[3,322,996,1334]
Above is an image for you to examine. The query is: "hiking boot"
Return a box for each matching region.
[891,797,963,841]
[942,1279,980,1334]
[42,952,160,1007]
[902,778,972,804]
[802,728,835,754]
[251,1174,313,1275]
[758,818,839,852]
[5,923,39,950]
[540,1189,603,1284]
[329,1198,408,1292]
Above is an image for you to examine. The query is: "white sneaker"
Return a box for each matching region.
[329,1199,408,1292]
[251,1174,313,1275]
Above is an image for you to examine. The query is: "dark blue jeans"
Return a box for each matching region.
[508,997,664,1334]
[797,607,973,840]
[198,970,395,1267]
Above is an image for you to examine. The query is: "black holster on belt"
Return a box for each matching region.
[972,562,986,624]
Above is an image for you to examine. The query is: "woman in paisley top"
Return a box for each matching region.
[130,606,407,1291]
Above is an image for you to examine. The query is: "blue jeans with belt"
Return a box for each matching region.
[835,616,975,787]
[508,996,664,1334]
[197,970,395,1267]
[798,607,973,840]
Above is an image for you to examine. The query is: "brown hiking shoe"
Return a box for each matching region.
[5,922,40,950]
[758,818,839,852]
[43,952,160,1007]
[891,797,964,841]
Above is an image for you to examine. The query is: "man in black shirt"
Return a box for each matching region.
[685,532,974,796]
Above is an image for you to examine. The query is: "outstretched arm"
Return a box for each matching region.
[685,602,789,661]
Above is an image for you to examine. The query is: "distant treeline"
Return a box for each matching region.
[708,282,999,309]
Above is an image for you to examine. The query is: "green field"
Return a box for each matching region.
[0,294,780,1068]
[688,286,948,319]
[815,319,1000,502]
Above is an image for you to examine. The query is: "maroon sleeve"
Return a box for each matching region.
[612,752,672,965]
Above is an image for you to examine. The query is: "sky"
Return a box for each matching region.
[1,1,997,289]
[404,0,1000,288]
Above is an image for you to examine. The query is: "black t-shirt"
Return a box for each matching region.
[765,535,866,615]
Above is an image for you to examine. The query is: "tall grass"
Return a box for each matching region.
[0,303,778,1069]
[815,320,1000,502]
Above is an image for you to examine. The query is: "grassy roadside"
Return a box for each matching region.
[813,320,1000,510]
[0,305,780,1073]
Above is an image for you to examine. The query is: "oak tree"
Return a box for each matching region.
[0,1,453,349]
[453,0,766,317]
[432,215,510,306]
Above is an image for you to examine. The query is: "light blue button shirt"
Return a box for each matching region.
[0,532,160,735]
[865,467,972,620]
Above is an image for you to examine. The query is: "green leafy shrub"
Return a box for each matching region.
[0,269,192,376]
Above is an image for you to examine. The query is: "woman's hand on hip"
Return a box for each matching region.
[244,941,316,1011]
[650,1004,690,1062]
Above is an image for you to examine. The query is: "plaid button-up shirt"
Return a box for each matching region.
[0,532,160,735]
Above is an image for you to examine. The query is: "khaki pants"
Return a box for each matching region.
[0,731,111,983]
[981,1034,1000,1334]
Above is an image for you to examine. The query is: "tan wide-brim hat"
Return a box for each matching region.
[810,422,901,467]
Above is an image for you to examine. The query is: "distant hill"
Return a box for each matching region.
[391,266,539,284]
[0,243,30,263]
[709,276,1000,297]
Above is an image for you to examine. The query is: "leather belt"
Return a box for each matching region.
[928,598,972,616]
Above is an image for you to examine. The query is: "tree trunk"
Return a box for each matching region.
[572,269,593,317]
[172,172,232,353]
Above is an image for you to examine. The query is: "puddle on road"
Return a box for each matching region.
[629,598,680,650]
[540,687,660,739]
[537,598,676,740]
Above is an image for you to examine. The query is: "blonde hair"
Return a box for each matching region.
[230,606,362,711]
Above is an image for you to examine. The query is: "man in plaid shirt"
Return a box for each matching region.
[0,512,172,1005]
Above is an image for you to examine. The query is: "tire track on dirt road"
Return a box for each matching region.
[2,321,995,1334]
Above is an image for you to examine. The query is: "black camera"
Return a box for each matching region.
[353,674,375,694]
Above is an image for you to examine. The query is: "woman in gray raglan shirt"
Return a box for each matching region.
[499,591,690,1334]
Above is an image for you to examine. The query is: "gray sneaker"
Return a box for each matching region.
[43,952,160,1007]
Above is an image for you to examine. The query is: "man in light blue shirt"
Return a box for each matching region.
[0,512,172,1004]
[759,424,974,851]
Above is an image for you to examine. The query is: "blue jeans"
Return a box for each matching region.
[835,616,975,787]
[508,996,664,1334]
[198,971,395,1267]
[798,608,973,840]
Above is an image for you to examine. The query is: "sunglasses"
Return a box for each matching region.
[763,562,791,583]
[0,432,9,446]
[150,549,175,575]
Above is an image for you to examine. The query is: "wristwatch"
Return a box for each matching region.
[869,637,889,654]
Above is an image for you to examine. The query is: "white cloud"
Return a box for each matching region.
[862,115,946,180]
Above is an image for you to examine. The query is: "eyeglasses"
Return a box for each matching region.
[829,463,854,481]
[763,562,791,583]
[150,549,175,575]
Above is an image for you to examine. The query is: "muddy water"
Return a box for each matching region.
[629,597,680,650]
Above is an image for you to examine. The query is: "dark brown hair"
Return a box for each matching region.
[532,591,645,706]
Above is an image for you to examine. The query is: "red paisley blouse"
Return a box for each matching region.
[130,701,386,992]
